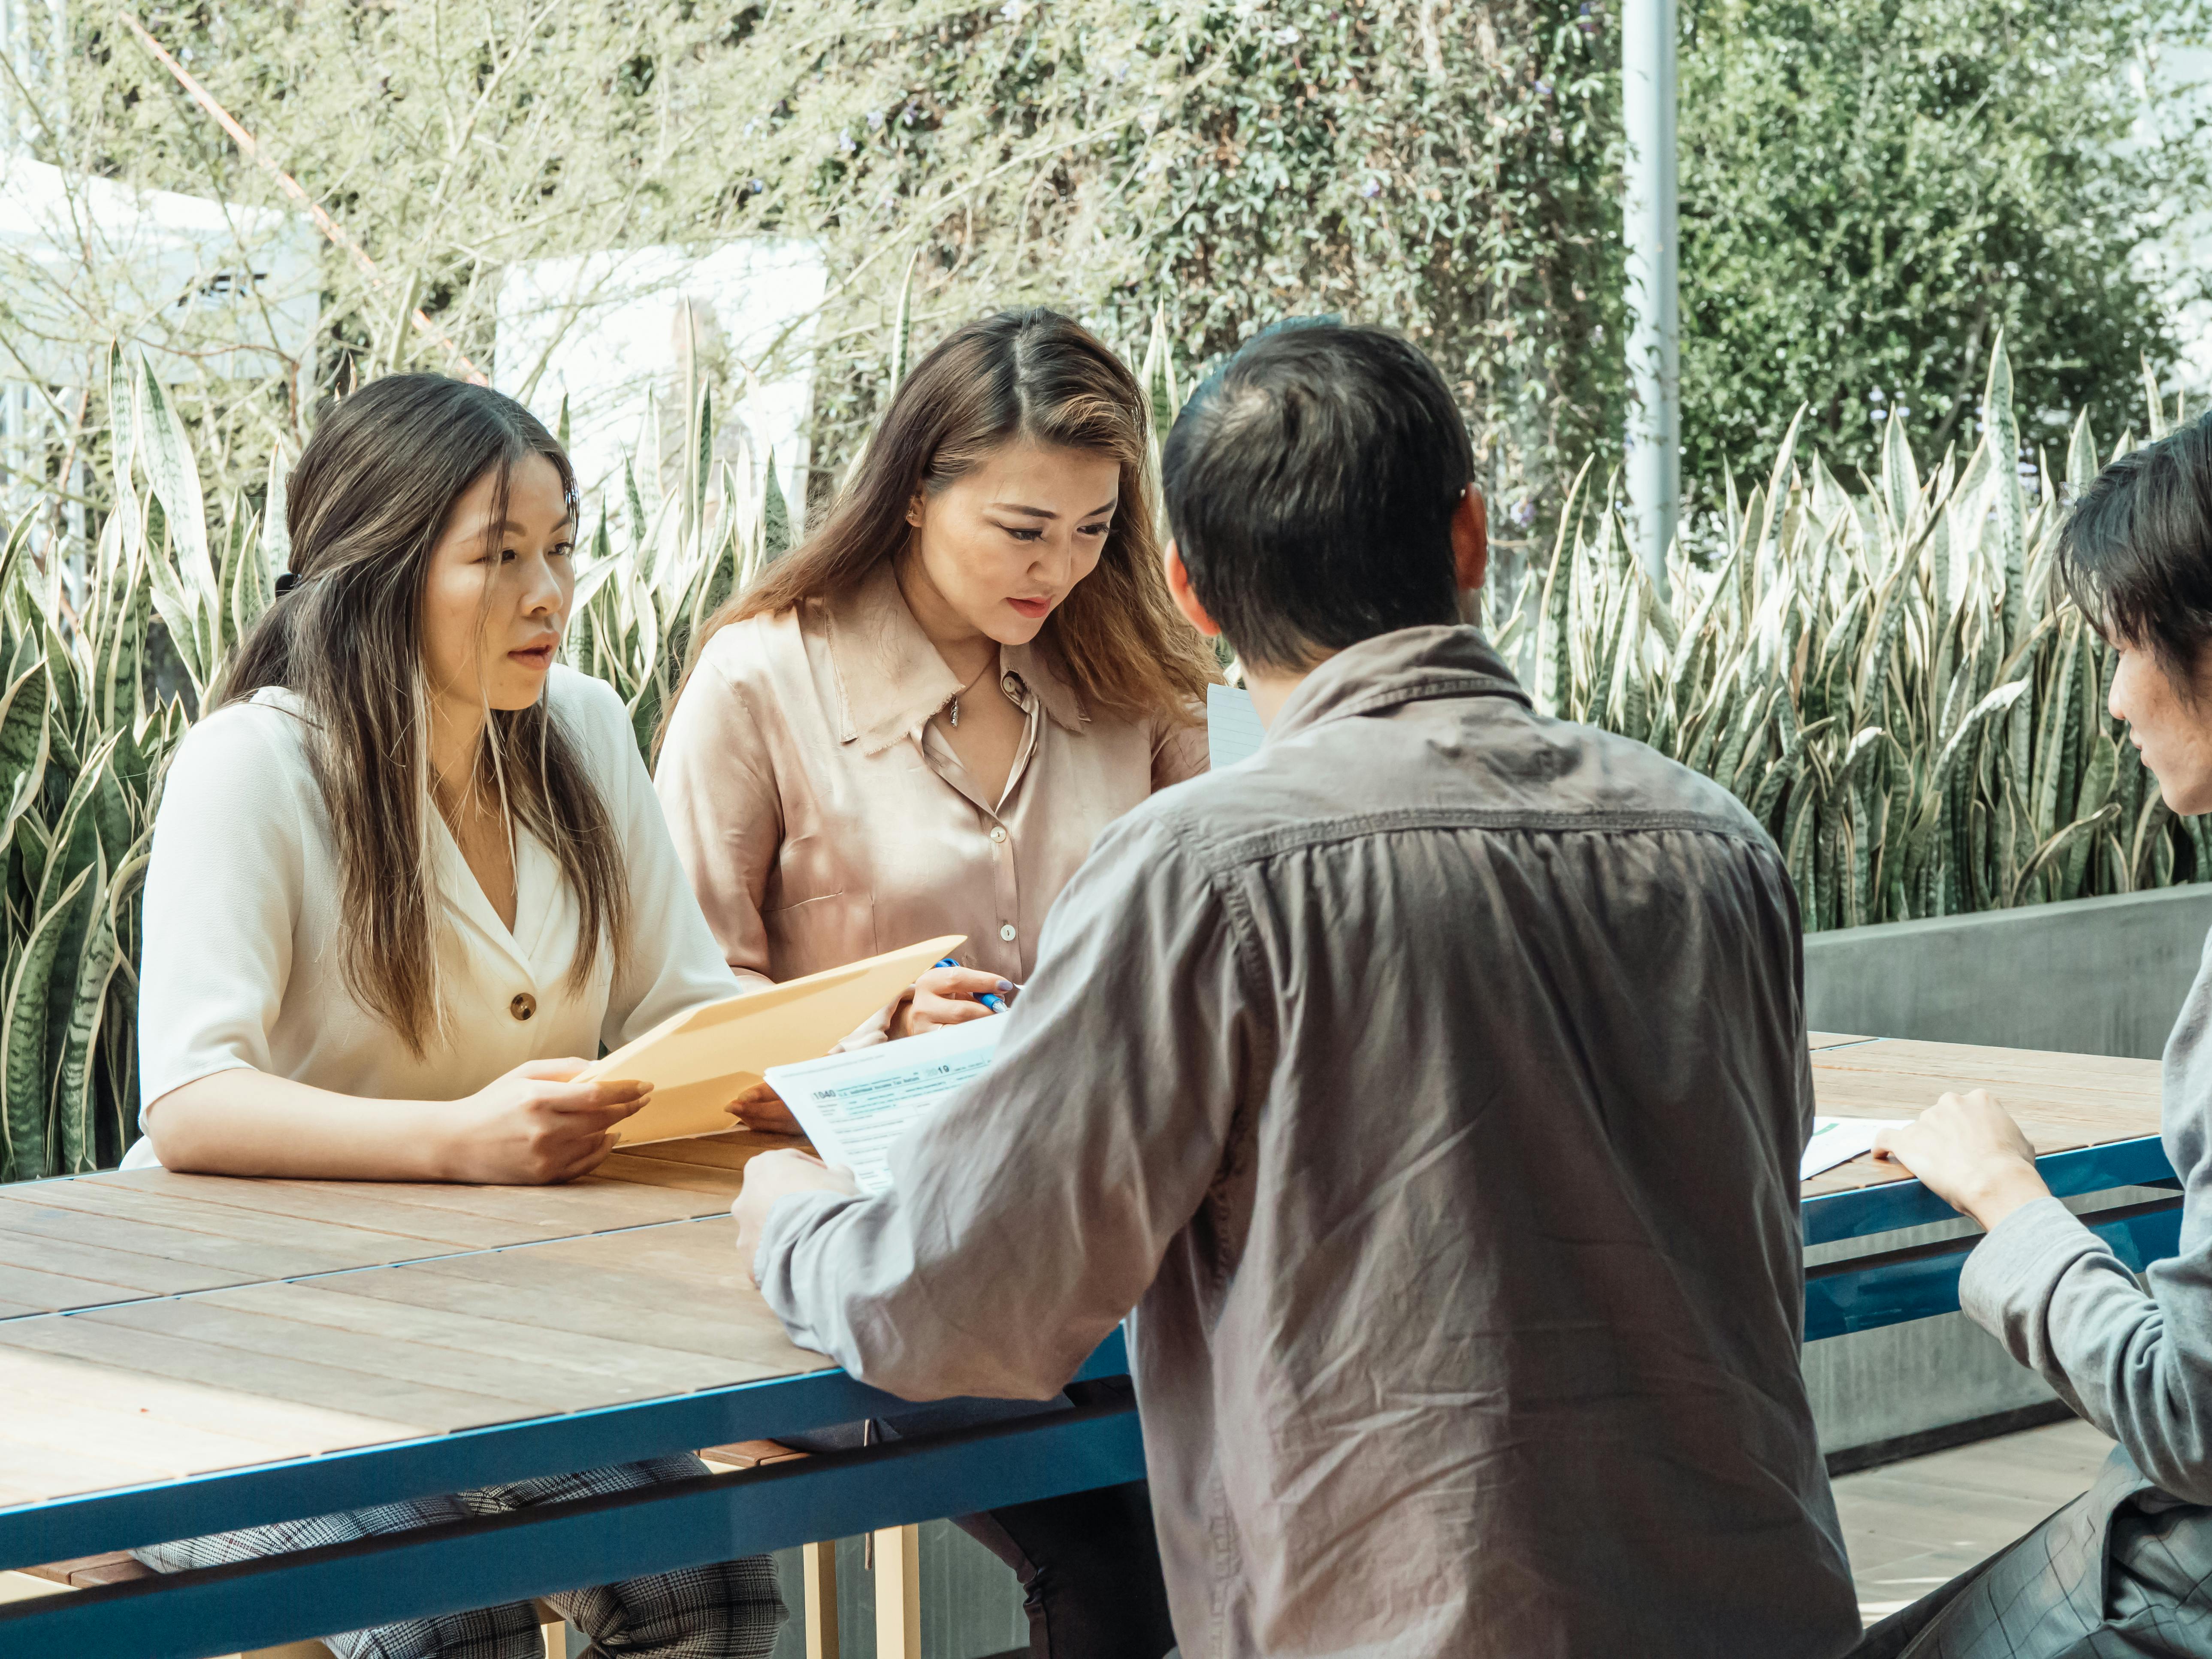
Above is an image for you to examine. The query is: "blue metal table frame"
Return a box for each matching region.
[2,1136,2184,1658]
[0,1332,1145,1659]
[1801,1133,2181,1342]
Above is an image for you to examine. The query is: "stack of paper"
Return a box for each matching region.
[1802,1116,1906,1182]
[766,1018,1006,1193]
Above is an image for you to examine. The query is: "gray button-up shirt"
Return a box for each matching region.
[757,626,1859,1658]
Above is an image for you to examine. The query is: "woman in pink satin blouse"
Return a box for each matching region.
[655,308,1216,1659]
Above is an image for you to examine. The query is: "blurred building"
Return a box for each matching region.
[494,242,828,539]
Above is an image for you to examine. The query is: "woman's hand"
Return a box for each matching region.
[724,964,1015,1136]
[439,1059,652,1185]
[732,1149,861,1286]
[1872,1089,2052,1231]
[725,1079,801,1137]
[893,964,1015,1038]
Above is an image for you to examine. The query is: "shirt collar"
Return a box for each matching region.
[1265,625,1532,746]
[825,562,1090,754]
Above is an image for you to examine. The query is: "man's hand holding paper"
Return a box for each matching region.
[733,1150,856,1286]
[732,1017,1009,1281]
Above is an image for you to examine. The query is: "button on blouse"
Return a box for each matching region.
[131,668,741,1148]
[655,563,1208,1003]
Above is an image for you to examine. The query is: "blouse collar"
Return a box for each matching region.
[825,562,1089,754]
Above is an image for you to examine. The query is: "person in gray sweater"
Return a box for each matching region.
[1867,410,2212,1658]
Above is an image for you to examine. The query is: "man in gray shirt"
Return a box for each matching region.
[735,320,1859,1658]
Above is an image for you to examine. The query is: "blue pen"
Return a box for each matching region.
[934,955,1011,1013]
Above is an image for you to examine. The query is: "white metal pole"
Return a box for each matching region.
[1623,0,1679,596]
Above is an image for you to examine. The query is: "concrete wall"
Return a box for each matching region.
[1803,883,2212,1061]
[1798,884,2212,1460]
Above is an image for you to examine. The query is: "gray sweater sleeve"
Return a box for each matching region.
[752,808,1253,1402]
[1960,1196,2212,1501]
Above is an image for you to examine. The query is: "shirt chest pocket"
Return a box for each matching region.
[762,890,876,977]
[764,835,845,914]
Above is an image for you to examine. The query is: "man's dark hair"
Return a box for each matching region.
[2059,409,2212,685]
[1161,318,1473,672]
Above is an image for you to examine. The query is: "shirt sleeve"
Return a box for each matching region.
[653,641,780,991]
[136,708,308,1115]
[1959,1194,2212,1502]
[1151,712,1210,792]
[568,674,744,1049]
[753,804,1256,1400]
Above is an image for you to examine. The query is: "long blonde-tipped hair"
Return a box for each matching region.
[678,308,1217,723]
[220,375,628,1055]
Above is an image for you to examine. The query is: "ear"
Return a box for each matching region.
[1452,486,1489,594]
[1163,541,1223,638]
[906,491,926,531]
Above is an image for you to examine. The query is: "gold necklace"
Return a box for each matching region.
[946,656,997,729]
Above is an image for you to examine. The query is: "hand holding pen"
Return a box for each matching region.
[896,957,1019,1037]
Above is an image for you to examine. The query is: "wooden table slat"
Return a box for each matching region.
[0,1203,383,1283]
[0,1180,487,1262]
[613,1133,807,1173]
[328,1257,813,1366]
[66,1175,576,1249]
[584,1157,750,1198]
[0,1348,421,1459]
[0,1263,168,1316]
[0,1313,519,1440]
[0,1429,182,1504]
[191,1279,785,1397]
[0,1230,268,1301]
[73,1300,602,1419]
[0,1391,328,1484]
[252,1172,736,1230]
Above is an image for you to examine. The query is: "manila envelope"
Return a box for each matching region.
[579,934,964,1144]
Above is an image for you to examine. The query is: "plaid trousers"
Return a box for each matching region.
[133,1454,786,1659]
[1853,1445,2212,1659]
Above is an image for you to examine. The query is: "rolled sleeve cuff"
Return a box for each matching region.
[830,992,908,1054]
[752,1188,867,1338]
[1958,1194,2107,1341]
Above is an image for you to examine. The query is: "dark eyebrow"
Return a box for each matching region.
[997,499,1119,520]
[490,516,575,536]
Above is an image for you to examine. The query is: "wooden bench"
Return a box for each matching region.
[697,1441,921,1659]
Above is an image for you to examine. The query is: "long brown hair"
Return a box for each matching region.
[221,375,628,1055]
[686,308,1216,721]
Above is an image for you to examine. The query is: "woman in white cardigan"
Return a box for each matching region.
[130,374,784,1659]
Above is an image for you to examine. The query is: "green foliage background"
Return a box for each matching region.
[1679,0,2212,487]
[42,0,2203,529]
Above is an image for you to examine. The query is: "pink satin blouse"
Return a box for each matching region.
[654,563,1208,1005]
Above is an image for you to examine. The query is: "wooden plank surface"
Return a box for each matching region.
[332,1253,817,1366]
[0,1040,2164,1519]
[1804,1039,2164,1197]
[0,1346,423,1463]
[0,1129,789,1317]
[0,1213,825,1509]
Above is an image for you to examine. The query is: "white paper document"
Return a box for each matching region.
[764,1018,1006,1194]
[1802,1115,1907,1181]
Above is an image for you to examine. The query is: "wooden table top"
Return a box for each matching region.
[0,1133,827,1515]
[1802,1033,2163,1198]
[0,1035,2169,1519]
